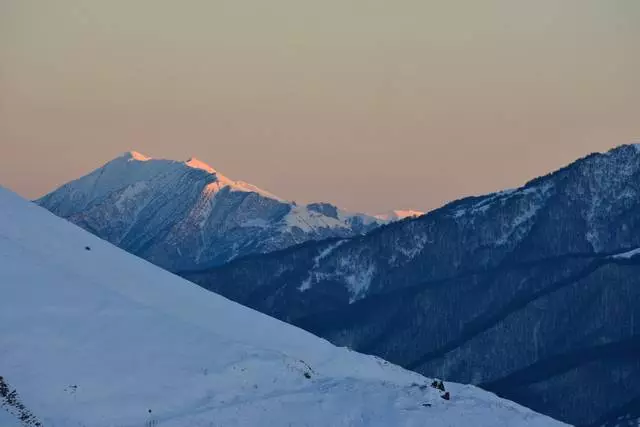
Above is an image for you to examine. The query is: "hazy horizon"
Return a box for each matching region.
[16,142,640,215]
[2,0,639,212]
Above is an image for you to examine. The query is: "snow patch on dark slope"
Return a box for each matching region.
[0,188,564,426]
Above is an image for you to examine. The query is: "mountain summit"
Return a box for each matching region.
[37,152,384,270]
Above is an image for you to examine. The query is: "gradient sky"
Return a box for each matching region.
[1,0,639,213]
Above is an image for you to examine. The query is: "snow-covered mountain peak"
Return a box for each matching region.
[37,152,390,269]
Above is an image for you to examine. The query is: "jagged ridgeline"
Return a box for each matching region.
[183,144,640,426]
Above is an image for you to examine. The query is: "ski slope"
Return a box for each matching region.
[0,187,566,426]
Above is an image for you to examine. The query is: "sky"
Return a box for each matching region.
[1,0,639,214]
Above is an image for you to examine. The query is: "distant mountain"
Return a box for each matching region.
[375,209,425,221]
[37,151,387,271]
[0,187,566,427]
[183,144,640,426]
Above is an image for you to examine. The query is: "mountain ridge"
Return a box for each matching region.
[183,143,640,426]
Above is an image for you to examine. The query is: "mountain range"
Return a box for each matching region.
[34,144,640,426]
[0,187,564,426]
[37,151,409,271]
[181,144,640,426]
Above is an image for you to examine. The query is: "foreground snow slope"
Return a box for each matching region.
[0,188,565,426]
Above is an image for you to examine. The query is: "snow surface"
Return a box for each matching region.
[611,247,640,260]
[42,151,284,216]
[0,408,20,427]
[0,187,566,427]
[185,157,217,174]
[128,150,152,162]
[299,240,347,291]
[285,204,350,233]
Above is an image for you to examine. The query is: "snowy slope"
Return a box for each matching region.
[0,187,565,427]
[36,152,384,271]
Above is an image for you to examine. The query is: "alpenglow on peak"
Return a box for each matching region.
[37,151,391,271]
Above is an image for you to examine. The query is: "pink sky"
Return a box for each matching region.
[1,0,639,213]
